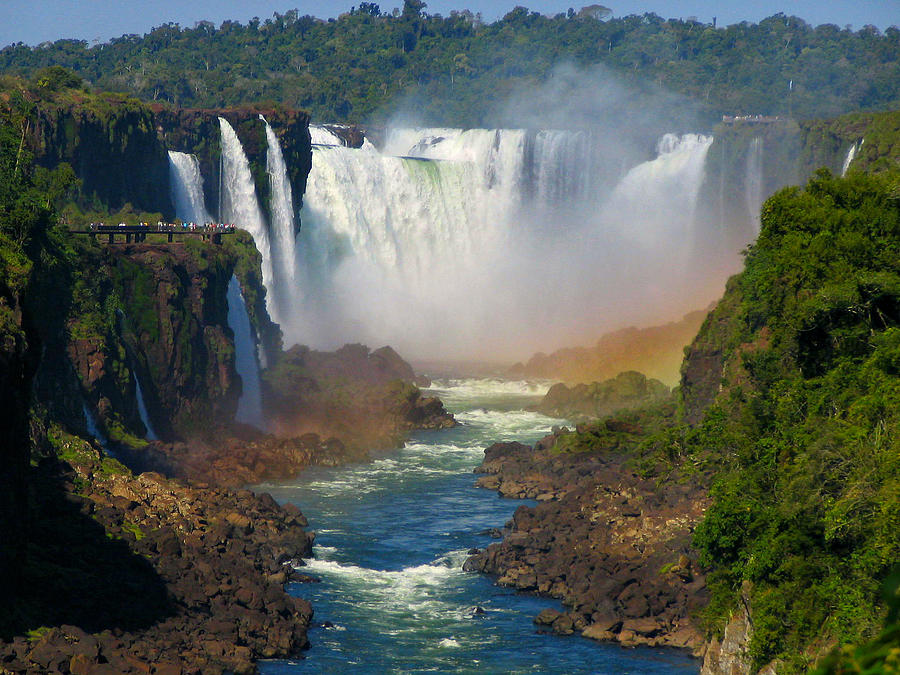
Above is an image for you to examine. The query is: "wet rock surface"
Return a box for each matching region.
[118,428,367,488]
[0,437,314,674]
[465,432,708,655]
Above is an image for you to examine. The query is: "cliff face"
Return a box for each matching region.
[65,237,260,442]
[0,278,33,604]
[681,171,900,671]
[8,80,315,238]
[27,92,173,217]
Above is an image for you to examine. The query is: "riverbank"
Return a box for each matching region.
[464,428,709,655]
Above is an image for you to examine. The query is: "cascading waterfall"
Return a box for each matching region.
[133,367,158,441]
[204,121,727,361]
[218,117,277,319]
[260,115,299,321]
[842,139,863,176]
[288,127,718,360]
[168,151,213,224]
[82,402,111,452]
[310,125,346,146]
[227,275,265,429]
[744,136,764,233]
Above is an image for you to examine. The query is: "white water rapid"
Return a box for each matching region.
[227,275,265,429]
[168,151,213,224]
[290,128,717,361]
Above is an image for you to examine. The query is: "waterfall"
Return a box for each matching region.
[289,127,719,361]
[260,114,299,322]
[842,139,863,176]
[310,125,346,146]
[227,274,265,429]
[82,402,112,453]
[218,117,275,318]
[116,309,159,440]
[197,121,726,361]
[133,367,158,441]
[744,137,764,233]
[168,151,213,224]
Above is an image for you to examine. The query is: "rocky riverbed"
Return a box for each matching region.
[464,431,709,655]
[0,432,316,674]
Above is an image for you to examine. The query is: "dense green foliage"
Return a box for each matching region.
[683,170,900,670]
[0,90,65,279]
[0,5,898,124]
[811,568,900,674]
[543,168,900,671]
[0,73,172,219]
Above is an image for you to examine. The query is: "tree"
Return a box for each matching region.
[32,66,82,91]
[578,5,612,21]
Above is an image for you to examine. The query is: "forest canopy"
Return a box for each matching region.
[0,3,898,125]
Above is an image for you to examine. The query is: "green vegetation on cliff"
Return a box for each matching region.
[0,6,898,124]
[537,169,900,670]
[686,169,900,670]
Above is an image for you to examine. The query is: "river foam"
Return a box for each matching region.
[259,379,699,674]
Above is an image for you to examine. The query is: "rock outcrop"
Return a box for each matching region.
[0,431,314,674]
[537,371,669,421]
[118,430,367,488]
[509,309,708,388]
[465,432,708,656]
[263,343,455,451]
[67,240,246,442]
[700,587,754,675]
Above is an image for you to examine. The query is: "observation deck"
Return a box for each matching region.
[70,223,237,244]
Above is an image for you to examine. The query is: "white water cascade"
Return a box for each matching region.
[227,275,265,429]
[744,136,764,234]
[83,402,112,452]
[842,139,863,176]
[260,115,300,322]
[218,117,277,319]
[168,151,213,224]
[310,125,346,146]
[289,127,718,361]
[134,368,158,441]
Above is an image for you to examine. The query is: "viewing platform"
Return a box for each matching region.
[70,222,237,244]
[721,114,782,126]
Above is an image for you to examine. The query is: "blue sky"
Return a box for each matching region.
[3,1,898,48]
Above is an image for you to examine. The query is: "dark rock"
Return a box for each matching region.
[469,431,709,652]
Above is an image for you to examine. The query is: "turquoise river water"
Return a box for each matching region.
[256,378,700,674]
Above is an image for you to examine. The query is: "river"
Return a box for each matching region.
[256,378,700,674]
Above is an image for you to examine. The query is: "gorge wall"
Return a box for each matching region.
[20,84,313,233]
